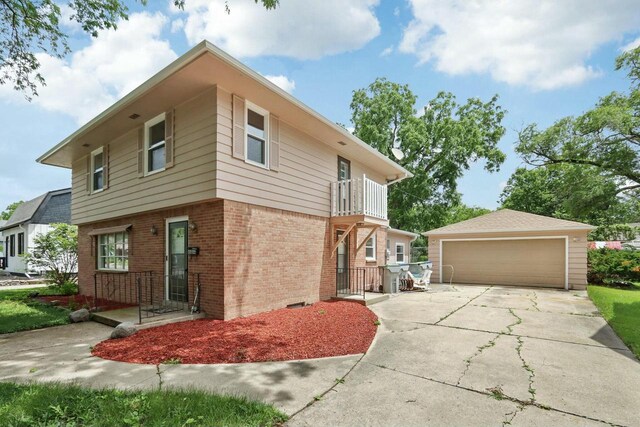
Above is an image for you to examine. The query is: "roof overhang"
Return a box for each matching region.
[87,224,132,236]
[37,41,412,182]
[388,227,420,240]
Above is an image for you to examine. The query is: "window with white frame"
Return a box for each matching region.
[396,243,405,263]
[365,235,376,261]
[97,232,129,271]
[145,113,166,173]
[91,147,104,192]
[246,103,269,167]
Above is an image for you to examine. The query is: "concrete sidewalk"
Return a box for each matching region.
[0,322,359,415]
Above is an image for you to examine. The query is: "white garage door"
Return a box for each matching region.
[441,239,566,288]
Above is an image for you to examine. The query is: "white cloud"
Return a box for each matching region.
[263,75,296,93]
[171,18,185,33]
[181,0,381,59]
[0,12,177,124]
[399,0,640,90]
[380,46,394,57]
[622,36,640,52]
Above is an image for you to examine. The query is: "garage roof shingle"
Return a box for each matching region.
[424,209,594,236]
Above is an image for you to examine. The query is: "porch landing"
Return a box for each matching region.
[92,307,205,329]
[332,292,389,306]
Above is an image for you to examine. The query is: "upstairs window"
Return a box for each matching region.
[91,147,104,192]
[396,243,405,263]
[145,113,166,174]
[246,103,269,167]
[365,235,376,261]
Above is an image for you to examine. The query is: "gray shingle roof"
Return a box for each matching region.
[0,188,71,231]
[424,209,595,236]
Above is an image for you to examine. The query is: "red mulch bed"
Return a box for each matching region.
[92,301,378,364]
[38,295,136,312]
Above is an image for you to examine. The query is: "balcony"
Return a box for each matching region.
[330,175,388,224]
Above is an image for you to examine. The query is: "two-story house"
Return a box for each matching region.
[0,188,72,276]
[37,41,412,320]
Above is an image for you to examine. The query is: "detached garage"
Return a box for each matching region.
[424,210,594,290]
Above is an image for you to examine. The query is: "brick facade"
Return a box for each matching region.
[78,199,387,320]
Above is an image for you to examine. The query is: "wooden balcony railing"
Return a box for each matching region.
[331,175,388,220]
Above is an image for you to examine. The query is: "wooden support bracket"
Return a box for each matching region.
[331,222,358,257]
[356,225,380,253]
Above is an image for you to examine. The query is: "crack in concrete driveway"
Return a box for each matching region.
[289,284,639,427]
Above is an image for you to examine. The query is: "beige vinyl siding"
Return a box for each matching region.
[215,86,386,218]
[428,230,589,289]
[387,233,414,264]
[71,90,217,224]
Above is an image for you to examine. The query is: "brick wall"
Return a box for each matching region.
[77,198,387,321]
[77,200,225,318]
[222,200,334,319]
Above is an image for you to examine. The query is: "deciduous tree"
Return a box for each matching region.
[516,46,640,195]
[22,223,78,286]
[350,78,506,231]
[0,200,23,220]
[1,0,278,98]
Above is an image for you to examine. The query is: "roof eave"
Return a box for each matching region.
[423,226,596,236]
[37,41,411,179]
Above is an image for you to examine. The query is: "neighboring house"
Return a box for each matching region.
[0,189,72,275]
[386,228,419,264]
[425,209,594,290]
[37,41,411,320]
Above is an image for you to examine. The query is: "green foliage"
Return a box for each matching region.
[589,224,639,241]
[500,165,640,225]
[350,78,506,232]
[588,283,640,358]
[587,249,640,284]
[0,1,279,98]
[515,46,640,202]
[0,299,70,334]
[22,223,78,286]
[0,200,23,220]
[0,382,287,426]
[445,204,491,224]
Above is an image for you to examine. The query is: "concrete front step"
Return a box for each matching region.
[332,293,390,306]
[92,307,205,329]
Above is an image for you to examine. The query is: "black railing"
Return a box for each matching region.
[93,271,202,323]
[336,266,384,298]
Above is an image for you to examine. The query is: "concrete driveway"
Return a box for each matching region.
[289,285,640,427]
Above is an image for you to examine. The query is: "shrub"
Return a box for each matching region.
[588,248,640,284]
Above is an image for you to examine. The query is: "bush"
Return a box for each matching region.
[50,281,78,296]
[588,248,640,285]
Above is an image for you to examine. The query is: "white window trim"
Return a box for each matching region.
[365,235,377,261]
[97,232,129,272]
[244,101,270,169]
[90,147,104,194]
[144,112,166,176]
[396,243,405,263]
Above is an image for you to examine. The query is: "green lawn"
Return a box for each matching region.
[588,282,640,359]
[0,382,287,427]
[0,287,71,334]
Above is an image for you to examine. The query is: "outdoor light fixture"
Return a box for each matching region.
[129,113,140,119]
[150,225,157,235]
[189,222,198,233]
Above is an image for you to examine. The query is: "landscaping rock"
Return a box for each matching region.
[69,308,90,323]
[110,322,137,339]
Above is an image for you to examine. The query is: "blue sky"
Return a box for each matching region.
[1,0,639,213]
